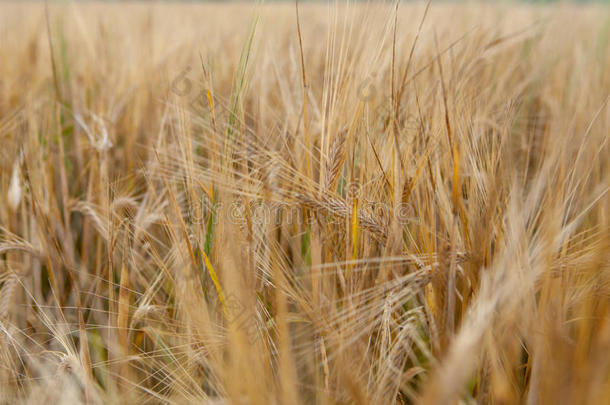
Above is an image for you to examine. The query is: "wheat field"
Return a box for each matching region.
[0,1,609,404]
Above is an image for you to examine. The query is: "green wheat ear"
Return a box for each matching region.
[225,3,260,162]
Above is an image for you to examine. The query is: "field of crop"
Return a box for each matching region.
[0,1,609,404]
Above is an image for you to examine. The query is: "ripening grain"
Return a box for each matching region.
[0,1,608,404]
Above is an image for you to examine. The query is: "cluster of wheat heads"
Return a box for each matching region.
[0,1,608,404]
